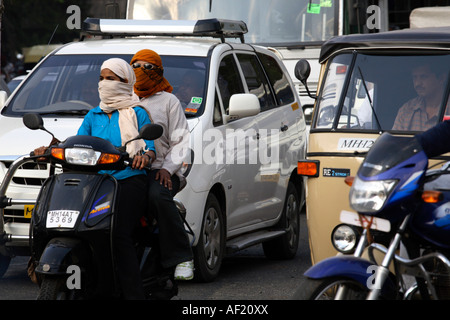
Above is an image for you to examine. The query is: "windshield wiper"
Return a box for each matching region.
[357,66,382,132]
[37,109,89,116]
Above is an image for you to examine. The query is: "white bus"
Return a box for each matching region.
[126,0,389,122]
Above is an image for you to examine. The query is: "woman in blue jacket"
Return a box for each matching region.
[80,58,156,299]
[35,58,156,299]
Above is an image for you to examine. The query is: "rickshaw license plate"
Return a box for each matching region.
[46,210,80,228]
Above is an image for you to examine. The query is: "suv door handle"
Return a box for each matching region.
[281,124,289,132]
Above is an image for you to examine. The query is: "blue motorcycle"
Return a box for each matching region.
[294,132,450,300]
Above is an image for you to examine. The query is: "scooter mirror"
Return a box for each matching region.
[139,123,163,141]
[23,112,58,143]
[23,113,44,130]
[120,123,164,153]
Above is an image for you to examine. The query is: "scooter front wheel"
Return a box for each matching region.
[292,276,368,300]
[37,275,77,300]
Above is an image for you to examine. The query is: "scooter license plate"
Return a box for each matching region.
[46,210,80,228]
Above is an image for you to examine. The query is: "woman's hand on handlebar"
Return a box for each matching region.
[33,146,49,161]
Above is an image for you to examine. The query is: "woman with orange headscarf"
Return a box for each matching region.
[130,49,194,280]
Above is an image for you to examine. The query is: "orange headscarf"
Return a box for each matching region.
[130,49,173,98]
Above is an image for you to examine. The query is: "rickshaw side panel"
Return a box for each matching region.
[306,132,373,264]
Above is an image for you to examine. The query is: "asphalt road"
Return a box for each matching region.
[0,211,311,301]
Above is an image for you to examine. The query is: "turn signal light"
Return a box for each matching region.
[297,160,319,177]
[51,148,65,161]
[344,176,354,186]
[422,190,443,203]
[98,153,121,165]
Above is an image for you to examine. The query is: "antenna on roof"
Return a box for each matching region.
[48,24,59,45]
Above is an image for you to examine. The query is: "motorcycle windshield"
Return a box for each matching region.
[358,132,425,177]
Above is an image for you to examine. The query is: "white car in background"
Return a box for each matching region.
[0,18,307,281]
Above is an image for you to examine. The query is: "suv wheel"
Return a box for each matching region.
[193,193,225,282]
[263,181,300,259]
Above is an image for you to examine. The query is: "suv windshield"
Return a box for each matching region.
[4,54,207,118]
[313,52,450,132]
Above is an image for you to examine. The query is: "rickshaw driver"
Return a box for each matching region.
[392,63,446,131]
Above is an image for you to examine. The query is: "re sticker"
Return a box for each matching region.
[323,168,350,177]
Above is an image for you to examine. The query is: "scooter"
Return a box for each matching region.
[294,132,450,300]
[7,113,185,299]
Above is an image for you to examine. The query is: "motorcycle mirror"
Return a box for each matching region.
[139,123,163,141]
[120,123,163,153]
[23,112,57,142]
[23,113,44,130]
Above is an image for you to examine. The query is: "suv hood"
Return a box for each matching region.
[0,116,82,159]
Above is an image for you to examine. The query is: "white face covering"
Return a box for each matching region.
[98,58,148,157]
[98,80,139,111]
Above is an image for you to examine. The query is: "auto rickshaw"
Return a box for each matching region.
[296,26,450,264]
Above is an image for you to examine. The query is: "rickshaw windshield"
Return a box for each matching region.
[313,52,450,133]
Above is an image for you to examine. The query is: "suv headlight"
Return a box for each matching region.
[349,176,397,213]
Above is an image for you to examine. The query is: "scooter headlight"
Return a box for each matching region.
[349,176,397,213]
[64,148,102,166]
[332,224,359,253]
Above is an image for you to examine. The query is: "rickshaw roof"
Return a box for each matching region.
[320,26,450,63]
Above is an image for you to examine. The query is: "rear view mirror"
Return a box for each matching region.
[295,59,316,100]
[23,113,44,130]
[294,59,311,84]
[139,123,163,141]
[120,123,164,153]
[224,93,260,124]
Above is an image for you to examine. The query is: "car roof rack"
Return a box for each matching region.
[81,18,248,43]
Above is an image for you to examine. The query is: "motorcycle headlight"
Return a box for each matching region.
[332,224,359,253]
[349,176,397,213]
[64,148,102,166]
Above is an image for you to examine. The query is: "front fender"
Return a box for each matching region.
[305,256,374,285]
[305,255,397,298]
[35,237,86,275]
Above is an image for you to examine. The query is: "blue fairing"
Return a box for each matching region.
[305,256,374,284]
[304,255,396,296]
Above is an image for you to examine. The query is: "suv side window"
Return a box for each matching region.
[217,54,245,115]
[236,53,275,112]
[257,52,295,105]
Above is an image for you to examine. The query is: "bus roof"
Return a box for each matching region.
[319,26,450,63]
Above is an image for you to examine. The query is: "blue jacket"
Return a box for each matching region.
[77,106,155,180]
[416,120,450,158]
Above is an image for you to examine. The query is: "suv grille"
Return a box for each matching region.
[3,160,50,186]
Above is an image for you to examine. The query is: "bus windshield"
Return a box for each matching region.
[127,0,337,45]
